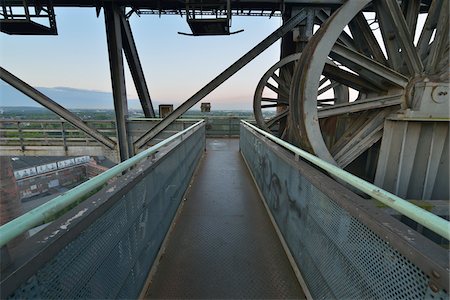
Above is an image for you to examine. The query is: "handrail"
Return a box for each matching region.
[241,120,450,240]
[0,120,205,248]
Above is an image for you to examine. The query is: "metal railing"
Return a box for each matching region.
[0,120,205,248]
[0,116,252,148]
[0,119,117,147]
[241,120,449,240]
[240,120,449,298]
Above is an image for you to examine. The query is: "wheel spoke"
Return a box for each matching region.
[425,0,449,73]
[330,43,409,88]
[315,9,357,50]
[380,0,423,75]
[261,97,289,105]
[333,109,395,168]
[261,103,287,108]
[330,111,370,155]
[402,0,421,38]
[348,12,388,65]
[318,77,329,88]
[323,63,385,93]
[336,130,383,168]
[317,98,336,103]
[266,110,289,128]
[318,81,339,95]
[265,82,289,98]
[318,93,403,118]
[271,73,291,94]
[374,1,404,70]
[417,0,442,59]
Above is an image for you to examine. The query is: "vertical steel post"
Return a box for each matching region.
[61,121,68,151]
[104,5,132,161]
[17,121,24,151]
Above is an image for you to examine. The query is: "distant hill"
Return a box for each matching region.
[0,82,145,109]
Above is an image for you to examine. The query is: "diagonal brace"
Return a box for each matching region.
[0,67,116,149]
[120,13,155,118]
[134,9,307,149]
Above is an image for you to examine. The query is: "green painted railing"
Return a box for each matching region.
[241,120,450,240]
[0,120,205,248]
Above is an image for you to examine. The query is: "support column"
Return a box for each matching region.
[104,5,132,161]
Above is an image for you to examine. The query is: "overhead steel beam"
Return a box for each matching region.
[104,4,131,161]
[134,9,307,149]
[120,14,155,118]
[1,0,346,8]
[0,67,116,149]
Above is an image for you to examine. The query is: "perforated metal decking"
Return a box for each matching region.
[144,139,305,299]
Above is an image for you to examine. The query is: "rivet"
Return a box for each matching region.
[429,282,439,293]
[431,270,440,279]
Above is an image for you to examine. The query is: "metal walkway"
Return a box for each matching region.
[144,138,305,299]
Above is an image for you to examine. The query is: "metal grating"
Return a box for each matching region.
[7,125,205,299]
[240,124,448,300]
[146,139,304,299]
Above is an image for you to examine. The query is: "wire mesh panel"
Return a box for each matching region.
[6,125,205,299]
[240,124,448,300]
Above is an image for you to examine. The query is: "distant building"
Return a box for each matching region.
[159,104,174,118]
[201,102,211,112]
[10,156,112,200]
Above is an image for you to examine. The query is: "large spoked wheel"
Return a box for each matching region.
[290,0,448,169]
[254,52,349,138]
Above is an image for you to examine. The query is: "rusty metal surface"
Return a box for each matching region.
[144,138,304,299]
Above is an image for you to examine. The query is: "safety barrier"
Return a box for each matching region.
[240,121,449,299]
[0,120,205,299]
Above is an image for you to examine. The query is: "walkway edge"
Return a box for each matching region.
[240,150,313,300]
[138,151,207,299]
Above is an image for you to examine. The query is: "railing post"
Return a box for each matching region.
[17,121,24,151]
[61,121,68,151]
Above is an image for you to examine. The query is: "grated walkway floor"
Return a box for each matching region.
[144,138,305,299]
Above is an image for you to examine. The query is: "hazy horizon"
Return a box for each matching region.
[0,82,256,111]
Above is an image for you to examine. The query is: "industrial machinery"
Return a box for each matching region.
[253,1,449,201]
[0,2,448,298]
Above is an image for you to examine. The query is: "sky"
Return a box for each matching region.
[0,8,282,110]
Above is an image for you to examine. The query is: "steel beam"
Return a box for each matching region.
[317,94,403,118]
[134,9,307,149]
[120,14,155,118]
[1,0,346,8]
[104,4,131,161]
[0,67,116,149]
[425,0,449,74]
[417,0,442,60]
[330,43,409,88]
[380,0,423,75]
[374,1,404,71]
[348,12,387,65]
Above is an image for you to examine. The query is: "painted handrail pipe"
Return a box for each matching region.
[241,120,450,240]
[0,120,205,248]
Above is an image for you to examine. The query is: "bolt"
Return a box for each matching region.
[429,282,439,293]
[431,270,441,279]
[438,91,448,96]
